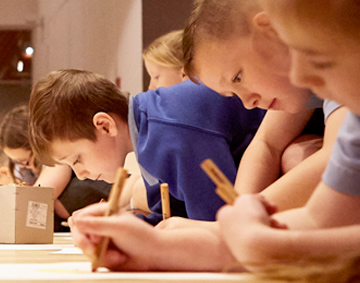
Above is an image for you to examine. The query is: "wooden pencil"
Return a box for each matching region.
[201,159,238,204]
[91,167,128,272]
[160,183,171,220]
[60,221,69,227]
[215,186,234,205]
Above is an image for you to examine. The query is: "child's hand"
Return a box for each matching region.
[155,217,212,230]
[216,194,287,271]
[69,203,111,258]
[0,166,13,185]
[69,204,160,271]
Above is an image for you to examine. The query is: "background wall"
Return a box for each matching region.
[0,0,37,119]
[0,0,38,28]
[33,0,142,96]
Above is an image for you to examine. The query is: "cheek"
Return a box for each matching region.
[328,75,359,105]
[163,72,183,87]
[245,68,284,95]
[95,143,122,170]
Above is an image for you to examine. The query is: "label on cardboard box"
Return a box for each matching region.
[26,201,48,230]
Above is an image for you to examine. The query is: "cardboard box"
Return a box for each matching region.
[0,185,54,244]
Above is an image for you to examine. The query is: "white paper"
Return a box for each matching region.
[51,247,83,254]
[54,232,72,237]
[0,243,74,250]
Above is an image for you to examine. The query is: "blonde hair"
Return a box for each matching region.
[224,251,360,283]
[142,30,184,69]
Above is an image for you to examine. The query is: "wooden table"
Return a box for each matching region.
[0,233,275,283]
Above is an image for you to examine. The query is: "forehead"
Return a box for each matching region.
[3,147,29,158]
[144,60,159,71]
[50,139,84,161]
[262,0,360,44]
[193,37,248,77]
[262,1,353,55]
[145,60,178,74]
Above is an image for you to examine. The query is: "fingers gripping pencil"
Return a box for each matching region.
[200,159,238,205]
[91,167,128,272]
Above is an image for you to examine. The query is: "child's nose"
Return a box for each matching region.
[242,92,260,110]
[74,167,88,181]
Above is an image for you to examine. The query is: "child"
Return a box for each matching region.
[28,69,265,226]
[143,29,188,90]
[129,29,197,215]
[182,0,346,211]
[217,0,360,275]
[0,105,112,231]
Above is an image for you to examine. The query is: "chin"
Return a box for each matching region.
[287,108,303,114]
[284,101,308,114]
[100,177,111,184]
[101,175,115,184]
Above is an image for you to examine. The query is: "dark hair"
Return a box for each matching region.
[0,105,30,150]
[0,105,41,182]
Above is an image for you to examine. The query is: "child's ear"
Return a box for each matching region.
[252,11,278,37]
[180,68,189,82]
[93,112,118,137]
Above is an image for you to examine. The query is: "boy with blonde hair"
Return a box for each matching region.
[183,0,346,211]
[217,0,360,277]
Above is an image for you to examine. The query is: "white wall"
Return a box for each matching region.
[0,0,38,28]
[32,0,143,96]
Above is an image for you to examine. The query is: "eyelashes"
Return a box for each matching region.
[73,156,80,166]
[232,71,242,83]
[310,61,334,70]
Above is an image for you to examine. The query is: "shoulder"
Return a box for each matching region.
[323,100,342,122]
[322,112,360,196]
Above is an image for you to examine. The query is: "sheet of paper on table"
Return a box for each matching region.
[51,247,83,254]
[0,243,75,250]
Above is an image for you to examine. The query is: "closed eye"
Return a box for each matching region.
[310,61,334,70]
[232,71,242,83]
[73,156,80,166]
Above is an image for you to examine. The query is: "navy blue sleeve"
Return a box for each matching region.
[135,192,188,225]
[137,123,237,222]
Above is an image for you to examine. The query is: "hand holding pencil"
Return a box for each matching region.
[201,159,238,205]
[91,167,128,271]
